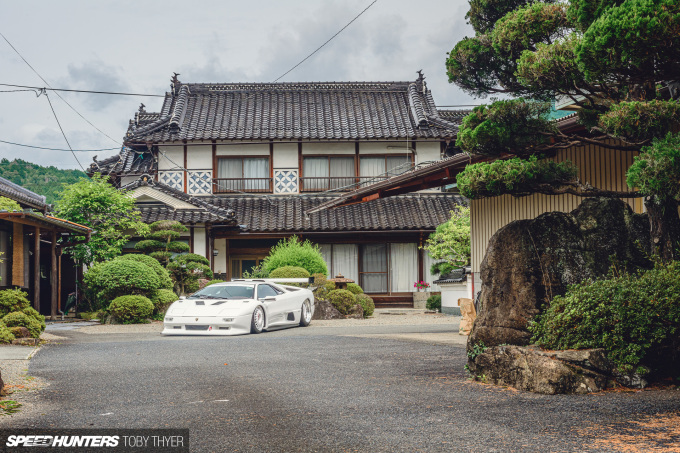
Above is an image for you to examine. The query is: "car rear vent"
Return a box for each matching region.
[195,301,205,306]
[211,301,227,305]
[173,326,182,329]
[218,327,230,330]
[185,325,209,331]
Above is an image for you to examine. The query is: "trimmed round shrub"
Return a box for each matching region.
[261,236,328,276]
[327,289,357,315]
[149,289,178,313]
[269,266,310,278]
[184,280,200,295]
[109,295,154,324]
[426,294,442,312]
[3,311,42,338]
[346,283,364,295]
[324,281,336,292]
[116,254,173,289]
[22,307,46,330]
[85,260,161,304]
[311,273,327,287]
[0,325,14,344]
[0,288,30,316]
[355,294,375,318]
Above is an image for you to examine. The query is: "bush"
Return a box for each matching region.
[205,279,226,286]
[311,273,327,287]
[0,325,14,344]
[355,294,375,318]
[261,236,328,276]
[346,283,364,295]
[426,294,442,312]
[269,266,311,278]
[84,259,161,308]
[2,312,42,338]
[9,326,28,338]
[116,254,173,289]
[530,261,680,374]
[149,289,178,313]
[108,295,154,324]
[0,288,30,316]
[22,307,46,330]
[327,289,357,315]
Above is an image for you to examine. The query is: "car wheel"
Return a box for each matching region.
[299,299,312,327]
[251,306,265,334]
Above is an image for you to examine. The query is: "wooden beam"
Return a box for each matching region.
[33,227,40,311]
[50,231,57,320]
[12,223,24,287]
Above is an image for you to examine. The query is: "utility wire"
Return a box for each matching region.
[0,83,164,97]
[273,0,378,82]
[44,92,85,171]
[0,139,118,152]
[0,31,121,146]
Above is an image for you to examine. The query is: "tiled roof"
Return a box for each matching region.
[437,109,472,123]
[123,73,459,143]
[0,176,48,211]
[90,147,156,176]
[137,207,225,224]
[207,194,465,232]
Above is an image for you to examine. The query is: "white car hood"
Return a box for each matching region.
[167,299,253,316]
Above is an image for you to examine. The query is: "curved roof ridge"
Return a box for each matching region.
[169,85,191,129]
[407,83,428,127]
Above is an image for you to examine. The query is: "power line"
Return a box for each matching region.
[44,92,85,171]
[0,83,164,98]
[273,0,378,82]
[0,139,119,152]
[0,31,121,146]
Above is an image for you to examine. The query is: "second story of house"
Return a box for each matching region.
[90,72,466,197]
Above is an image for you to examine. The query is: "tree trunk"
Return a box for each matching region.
[645,195,680,262]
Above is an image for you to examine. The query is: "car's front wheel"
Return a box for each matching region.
[251,306,265,334]
[299,299,312,327]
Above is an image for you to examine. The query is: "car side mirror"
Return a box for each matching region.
[179,296,186,300]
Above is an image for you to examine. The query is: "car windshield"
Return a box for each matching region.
[187,284,255,299]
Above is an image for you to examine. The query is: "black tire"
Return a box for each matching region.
[251,306,265,334]
[299,299,312,327]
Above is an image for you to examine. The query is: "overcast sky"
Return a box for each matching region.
[0,0,475,170]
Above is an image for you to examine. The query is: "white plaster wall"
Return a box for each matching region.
[273,143,298,168]
[359,141,415,154]
[302,142,354,155]
[193,227,207,259]
[415,142,441,165]
[214,238,227,275]
[216,143,269,156]
[158,145,184,170]
[186,145,213,169]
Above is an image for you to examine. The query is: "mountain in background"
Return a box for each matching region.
[0,158,87,205]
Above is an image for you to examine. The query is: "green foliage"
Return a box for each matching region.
[108,295,154,324]
[269,266,311,279]
[205,279,226,286]
[327,289,357,315]
[516,35,586,94]
[0,324,15,344]
[311,273,327,287]
[261,236,328,276]
[455,100,555,155]
[355,293,375,318]
[115,254,173,289]
[457,155,578,199]
[83,259,161,309]
[467,342,488,361]
[22,307,45,331]
[242,264,268,279]
[423,206,471,273]
[167,253,213,295]
[0,158,87,205]
[627,133,680,202]
[137,220,189,266]
[0,288,30,316]
[567,0,625,31]
[0,196,22,212]
[530,261,680,373]
[55,173,148,266]
[600,101,680,142]
[430,261,456,277]
[426,294,442,312]
[149,289,178,313]
[2,311,42,338]
[466,0,538,34]
[346,283,364,295]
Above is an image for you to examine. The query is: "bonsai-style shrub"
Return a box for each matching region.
[167,253,213,295]
[0,288,31,316]
[149,289,178,314]
[269,266,311,278]
[135,220,190,266]
[84,259,161,308]
[2,312,42,338]
[108,295,154,324]
[426,294,442,312]
[355,294,375,318]
[261,236,328,276]
[530,261,680,376]
[116,254,173,289]
[346,283,364,295]
[327,289,357,315]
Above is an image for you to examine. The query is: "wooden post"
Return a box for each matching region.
[33,227,40,311]
[50,231,57,320]
[58,250,62,315]
[12,223,24,287]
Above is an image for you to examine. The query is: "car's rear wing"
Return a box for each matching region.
[231,277,315,284]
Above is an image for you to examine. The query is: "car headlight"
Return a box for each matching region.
[222,318,234,322]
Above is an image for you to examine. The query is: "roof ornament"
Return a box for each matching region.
[171,73,182,96]
[138,103,146,113]
[140,173,151,186]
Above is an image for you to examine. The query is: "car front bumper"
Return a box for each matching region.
[161,314,252,336]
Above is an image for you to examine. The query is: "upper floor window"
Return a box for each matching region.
[302,156,355,192]
[216,157,271,193]
[359,155,412,179]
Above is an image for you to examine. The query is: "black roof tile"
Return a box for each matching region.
[0,176,48,211]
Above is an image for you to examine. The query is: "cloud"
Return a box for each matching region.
[57,60,132,111]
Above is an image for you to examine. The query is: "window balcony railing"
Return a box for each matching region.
[213,178,273,194]
[300,176,392,193]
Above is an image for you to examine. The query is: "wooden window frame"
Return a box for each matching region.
[216,156,272,179]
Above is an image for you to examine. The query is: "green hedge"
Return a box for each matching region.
[327,289,357,315]
[115,254,173,289]
[149,289,178,313]
[84,259,162,309]
[108,295,154,324]
[346,283,364,295]
[2,311,42,338]
[269,266,311,278]
[261,236,328,276]
[355,294,375,318]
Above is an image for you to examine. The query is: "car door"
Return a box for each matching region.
[257,284,285,325]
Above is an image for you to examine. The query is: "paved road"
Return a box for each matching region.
[3,321,680,452]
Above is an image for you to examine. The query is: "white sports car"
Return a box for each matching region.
[161,279,315,336]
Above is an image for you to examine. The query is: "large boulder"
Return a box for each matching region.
[470,198,650,347]
[312,300,345,320]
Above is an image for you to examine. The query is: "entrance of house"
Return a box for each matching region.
[230,255,266,279]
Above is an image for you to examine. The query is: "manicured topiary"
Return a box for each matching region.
[324,281,336,292]
[327,289,357,315]
[168,253,213,295]
[108,295,154,324]
[0,324,14,344]
[2,312,42,338]
[0,288,30,317]
[84,259,161,305]
[115,254,173,289]
[355,294,375,318]
[149,289,178,314]
[426,294,442,312]
[22,307,46,331]
[346,283,364,295]
[311,273,327,287]
[261,236,328,276]
[269,266,310,278]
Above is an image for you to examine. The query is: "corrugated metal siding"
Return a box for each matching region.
[471,145,642,272]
